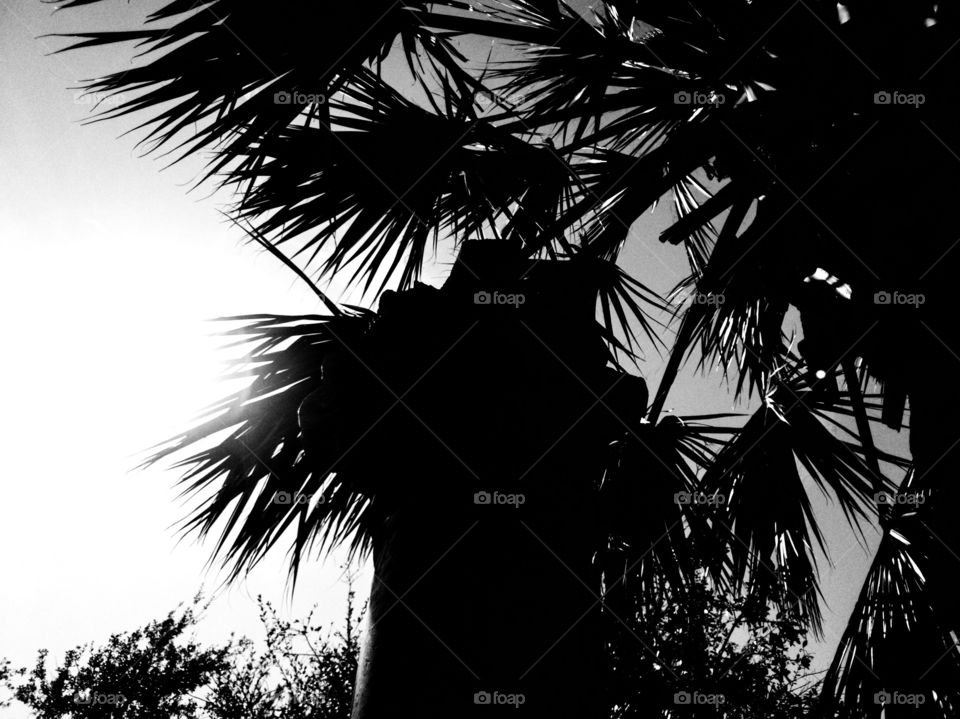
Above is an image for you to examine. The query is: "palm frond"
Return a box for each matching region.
[601,415,730,606]
[665,176,720,282]
[229,67,594,292]
[593,259,671,359]
[700,359,902,636]
[143,310,377,585]
[52,0,466,161]
[54,4,960,712]
[483,1,680,144]
[821,470,960,718]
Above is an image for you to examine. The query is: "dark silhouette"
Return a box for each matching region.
[48,0,960,716]
[2,577,820,718]
[297,241,647,717]
[3,593,363,718]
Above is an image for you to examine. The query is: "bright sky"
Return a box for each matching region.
[0,2,906,716]
[0,5,377,716]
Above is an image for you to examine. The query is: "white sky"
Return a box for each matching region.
[0,2,903,716]
[0,5,376,716]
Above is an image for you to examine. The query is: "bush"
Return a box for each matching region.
[3,586,363,719]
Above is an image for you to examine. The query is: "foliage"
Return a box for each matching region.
[6,596,228,718]
[3,588,363,719]
[203,587,363,719]
[45,0,960,715]
[606,570,821,719]
[3,579,818,719]
[45,0,913,600]
[607,572,820,719]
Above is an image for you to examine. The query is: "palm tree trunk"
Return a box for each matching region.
[349,251,624,718]
[352,482,606,718]
[911,400,960,605]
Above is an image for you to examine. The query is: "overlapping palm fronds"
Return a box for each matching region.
[225,67,564,293]
[600,342,911,642]
[601,413,737,608]
[821,469,960,717]
[51,0,471,165]
[594,260,671,358]
[143,310,378,585]
[699,356,909,634]
[667,176,718,283]
[645,202,779,419]
[53,0,959,714]
[479,0,684,145]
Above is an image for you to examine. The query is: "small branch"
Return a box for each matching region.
[220,211,343,317]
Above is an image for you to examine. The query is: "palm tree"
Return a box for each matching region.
[49,0,960,716]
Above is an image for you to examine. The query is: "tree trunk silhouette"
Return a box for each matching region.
[848,224,960,714]
[903,314,960,713]
[308,244,637,719]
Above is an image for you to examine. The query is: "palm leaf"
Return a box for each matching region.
[700,356,907,636]
[601,415,733,608]
[142,310,378,585]
[52,0,468,162]
[821,470,960,718]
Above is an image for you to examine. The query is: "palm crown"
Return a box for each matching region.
[52,0,960,715]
